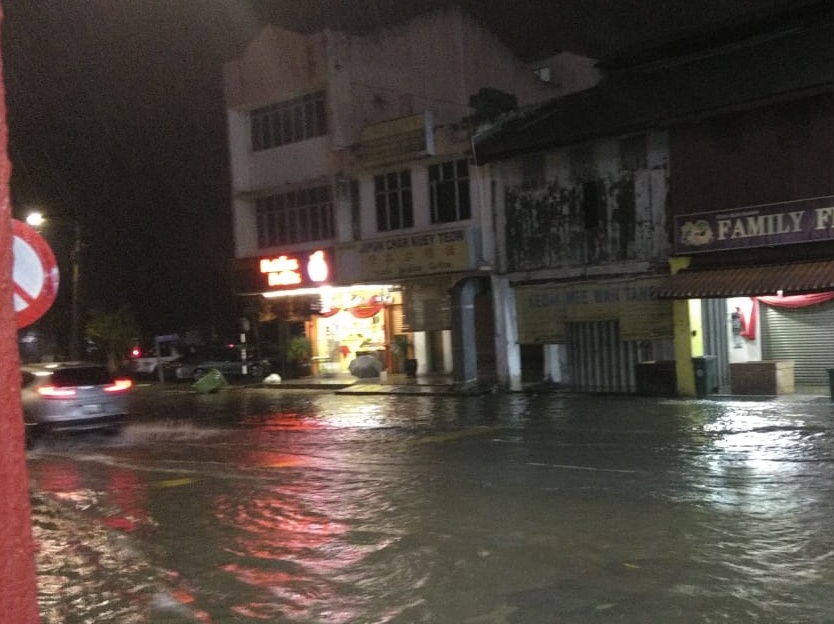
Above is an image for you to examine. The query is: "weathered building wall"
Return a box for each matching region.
[327,5,565,149]
[499,131,669,274]
[670,93,834,217]
[223,27,328,110]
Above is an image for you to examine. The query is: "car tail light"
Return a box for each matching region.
[104,378,133,393]
[37,386,77,399]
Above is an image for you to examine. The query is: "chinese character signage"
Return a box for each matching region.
[357,227,472,280]
[259,249,331,289]
[674,195,834,254]
[232,249,334,295]
[515,277,672,343]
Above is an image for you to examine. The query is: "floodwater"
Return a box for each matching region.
[27,389,834,623]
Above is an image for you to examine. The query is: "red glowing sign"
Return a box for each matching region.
[259,250,331,289]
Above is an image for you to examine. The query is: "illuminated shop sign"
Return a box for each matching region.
[259,249,331,289]
[674,195,834,254]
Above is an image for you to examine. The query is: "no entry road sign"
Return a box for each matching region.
[12,219,59,328]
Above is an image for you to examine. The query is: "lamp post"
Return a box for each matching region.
[25,211,83,360]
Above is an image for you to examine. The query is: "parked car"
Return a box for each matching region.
[21,362,133,443]
[168,345,271,381]
[128,341,183,377]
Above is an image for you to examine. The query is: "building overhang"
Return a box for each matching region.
[656,259,834,299]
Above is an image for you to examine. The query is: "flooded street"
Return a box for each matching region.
[27,388,834,623]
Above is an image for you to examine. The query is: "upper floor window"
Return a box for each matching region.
[251,92,327,151]
[256,186,334,248]
[429,159,470,224]
[375,171,413,231]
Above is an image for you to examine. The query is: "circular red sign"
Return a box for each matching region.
[12,219,60,329]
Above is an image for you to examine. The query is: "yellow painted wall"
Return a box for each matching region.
[670,257,704,397]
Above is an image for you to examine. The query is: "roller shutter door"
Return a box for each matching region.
[702,298,730,391]
[761,301,834,385]
[565,320,640,393]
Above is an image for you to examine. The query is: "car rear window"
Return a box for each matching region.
[49,366,114,387]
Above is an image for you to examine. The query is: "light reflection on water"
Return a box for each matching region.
[29,391,834,623]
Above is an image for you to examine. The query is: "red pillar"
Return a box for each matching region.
[0,4,42,622]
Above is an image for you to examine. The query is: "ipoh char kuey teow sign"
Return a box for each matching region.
[674,195,834,254]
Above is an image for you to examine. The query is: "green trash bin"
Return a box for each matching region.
[692,355,718,398]
[193,368,227,394]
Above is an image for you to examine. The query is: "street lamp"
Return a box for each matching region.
[25,211,83,360]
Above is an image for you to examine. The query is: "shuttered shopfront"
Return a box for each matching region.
[516,276,674,393]
[761,300,834,386]
[565,320,643,393]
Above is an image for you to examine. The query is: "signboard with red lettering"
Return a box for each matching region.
[12,219,59,328]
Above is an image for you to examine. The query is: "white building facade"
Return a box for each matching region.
[223,7,598,381]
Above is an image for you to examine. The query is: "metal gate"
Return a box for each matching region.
[762,300,834,385]
[565,320,641,393]
[701,298,730,391]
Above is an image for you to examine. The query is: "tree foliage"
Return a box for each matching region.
[86,305,139,372]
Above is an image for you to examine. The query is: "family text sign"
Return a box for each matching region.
[675,195,834,254]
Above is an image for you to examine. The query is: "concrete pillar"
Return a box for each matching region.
[451,277,484,385]
[670,257,703,397]
[491,276,522,391]
[543,344,565,384]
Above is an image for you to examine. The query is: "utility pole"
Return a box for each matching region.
[69,219,81,359]
[0,4,43,621]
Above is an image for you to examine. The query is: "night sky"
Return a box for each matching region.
[0,0,806,342]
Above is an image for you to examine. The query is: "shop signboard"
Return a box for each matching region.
[515,276,673,344]
[674,194,834,254]
[357,226,473,281]
[354,111,435,167]
[231,248,333,295]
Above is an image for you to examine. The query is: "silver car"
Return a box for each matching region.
[21,363,132,443]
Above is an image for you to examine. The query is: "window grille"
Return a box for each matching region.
[429,159,470,224]
[256,186,334,247]
[251,92,327,151]
[374,170,413,231]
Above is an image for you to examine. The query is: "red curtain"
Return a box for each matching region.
[741,302,756,340]
[757,292,834,308]
[743,292,834,340]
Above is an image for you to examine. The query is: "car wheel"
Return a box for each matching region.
[193,368,207,381]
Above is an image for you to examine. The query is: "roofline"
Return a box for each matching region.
[474,81,834,164]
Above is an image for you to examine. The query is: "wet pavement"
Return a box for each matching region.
[28,382,834,623]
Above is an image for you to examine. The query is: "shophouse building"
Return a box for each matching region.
[476,3,834,395]
[474,95,672,393]
[222,7,599,380]
[650,4,834,394]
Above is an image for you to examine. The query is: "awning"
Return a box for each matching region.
[656,259,834,299]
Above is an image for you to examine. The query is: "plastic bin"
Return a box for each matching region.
[193,369,227,394]
[692,355,718,397]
